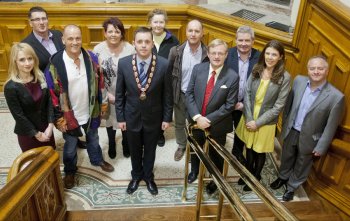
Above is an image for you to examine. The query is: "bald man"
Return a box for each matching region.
[169,19,209,161]
[45,25,114,189]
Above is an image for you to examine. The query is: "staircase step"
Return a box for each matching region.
[66,200,341,221]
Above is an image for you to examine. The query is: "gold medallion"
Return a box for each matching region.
[140,91,147,100]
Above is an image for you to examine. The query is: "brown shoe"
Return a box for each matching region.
[99,161,114,172]
[64,174,75,189]
[174,147,185,161]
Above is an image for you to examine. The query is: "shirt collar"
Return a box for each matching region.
[306,80,326,92]
[184,41,201,54]
[210,64,224,76]
[136,54,152,65]
[237,50,251,60]
[33,31,53,42]
[63,50,83,63]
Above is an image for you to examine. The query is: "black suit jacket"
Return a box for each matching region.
[186,62,239,137]
[4,80,54,137]
[115,54,173,132]
[22,30,64,72]
[225,47,260,81]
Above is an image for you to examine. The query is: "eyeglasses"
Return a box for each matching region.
[30,17,48,22]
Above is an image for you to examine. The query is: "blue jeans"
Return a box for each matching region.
[63,124,103,174]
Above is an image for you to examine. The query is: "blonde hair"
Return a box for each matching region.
[208,39,228,53]
[6,43,45,86]
[147,8,168,23]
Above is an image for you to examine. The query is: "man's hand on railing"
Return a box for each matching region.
[196,116,211,129]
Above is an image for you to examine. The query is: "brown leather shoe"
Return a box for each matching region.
[99,161,114,172]
[64,174,75,189]
[174,147,185,161]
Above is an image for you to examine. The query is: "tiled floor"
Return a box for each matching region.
[0,93,309,210]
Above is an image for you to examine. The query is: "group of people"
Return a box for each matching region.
[4,6,345,201]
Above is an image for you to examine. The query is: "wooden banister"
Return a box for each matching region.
[0,146,66,221]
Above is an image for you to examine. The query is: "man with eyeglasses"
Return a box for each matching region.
[22,6,63,72]
[186,39,238,194]
[22,6,87,149]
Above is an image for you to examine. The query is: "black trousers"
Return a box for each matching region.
[127,127,161,181]
[190,129,226,175]
[232,110,246,165]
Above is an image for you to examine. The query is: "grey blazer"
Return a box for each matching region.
[243,71,291,127]
[186,62,239,137]
[281,75,345,155]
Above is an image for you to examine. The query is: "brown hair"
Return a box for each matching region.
[252,40,285,84]
[28,6,47,18]
[102,17,126,41]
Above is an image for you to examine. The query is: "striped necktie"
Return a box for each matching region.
[139,61,147,86]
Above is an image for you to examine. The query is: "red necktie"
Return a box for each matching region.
[201,71,216,116]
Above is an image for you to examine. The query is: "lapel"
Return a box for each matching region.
[306,82,330,114]
[208,65,227,103]
[29,32,51,58]
[231,48,239,73]
[261,80,276,103]
[51,31,63,51]
[198,63,210,107]
[293,78,308,111]
[82,49,93,95]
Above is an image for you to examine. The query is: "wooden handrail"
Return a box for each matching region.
[0,146,66,221]
[183,124,299,221]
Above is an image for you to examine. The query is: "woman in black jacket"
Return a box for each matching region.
[4,43,55,152]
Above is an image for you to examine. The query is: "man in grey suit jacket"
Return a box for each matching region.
[186,39,239,194]
[225,26,260,167]
[116,27,173,196]
[270,56,345,201]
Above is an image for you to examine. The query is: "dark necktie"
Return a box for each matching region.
[139,61,147,86]
[201,71,216,116]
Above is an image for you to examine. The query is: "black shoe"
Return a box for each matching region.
[206,181,217,195]
[243,184,251,192]
[157,134,165,147]
[126,179,141,194]
[282,190,294,201]
[122,141,130,158]
[187,172,198,184]
[145,180,158,195]
[108,145,116,159]
[270,178,288,190]
[237,178,245,185]
[123,151,130,158]
[77,140,87,149]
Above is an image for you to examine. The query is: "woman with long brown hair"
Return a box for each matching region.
[235,40,290,191]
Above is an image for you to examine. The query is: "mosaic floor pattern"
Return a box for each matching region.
[0,93,308,211]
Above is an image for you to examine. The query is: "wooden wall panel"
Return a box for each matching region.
[4,25,28,45]
[319,152,346,185]
[0,3,293,91]
[0,1,350,217]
